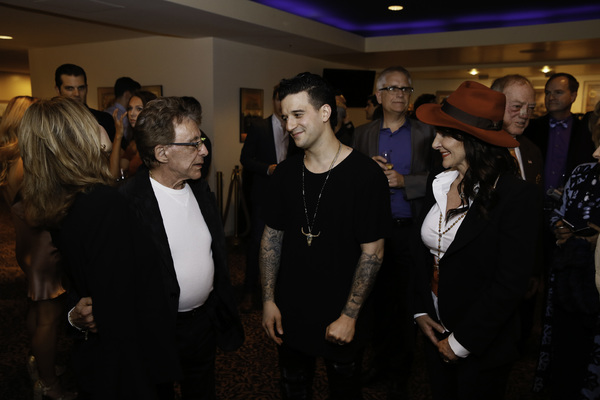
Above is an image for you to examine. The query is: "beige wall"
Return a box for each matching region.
[0,72,32,114]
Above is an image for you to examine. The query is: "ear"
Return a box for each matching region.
[54,86,61,96]
[321,104,332,123]
[154,145,168,164]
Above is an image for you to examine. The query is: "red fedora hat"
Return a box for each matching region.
[416,81,518,148]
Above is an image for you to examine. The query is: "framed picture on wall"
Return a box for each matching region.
[240,88,263,143]
[97,85,163,110]
[583,81,600,113]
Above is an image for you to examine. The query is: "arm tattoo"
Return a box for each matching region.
[259,226,284,302]
[342,251,383,319]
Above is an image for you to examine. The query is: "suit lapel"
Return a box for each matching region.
[443,204,486,259]
[130,169,178,281]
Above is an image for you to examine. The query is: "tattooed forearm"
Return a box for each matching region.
[260,226,284,302]
[342,243,384,319]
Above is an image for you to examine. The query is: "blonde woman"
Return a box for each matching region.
[0,96,75,399]
[19,97,179,399]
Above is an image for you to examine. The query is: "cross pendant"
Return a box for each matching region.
[301,227,321,247]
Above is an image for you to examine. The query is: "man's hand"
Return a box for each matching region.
[554,220,573,246]
[371,156,405,188]
[70,297,97,333]
[262,300,283,345]
[325,314,356,345]
[415,314,445,346]
[437,338,459,363]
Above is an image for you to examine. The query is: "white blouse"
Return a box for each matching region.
[419,169,472,358]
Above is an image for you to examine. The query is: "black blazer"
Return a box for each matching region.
[524,113,595,186]
[119,167,244,352]
[413,171,541,368]
[240,115,300,206]
[517,135,543,186]
[54,185,180,399]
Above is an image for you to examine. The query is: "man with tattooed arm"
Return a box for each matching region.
[259,72,392,400]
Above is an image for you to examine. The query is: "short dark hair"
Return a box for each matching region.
[366,94,378,105]
[278,72,337,130]
[134,96,202,168]
[546,72,579,93]
[54,63,87,87]
[114,77,141,98]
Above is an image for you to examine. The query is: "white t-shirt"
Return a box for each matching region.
[150,177,214,311]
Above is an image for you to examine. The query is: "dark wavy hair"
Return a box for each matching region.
[278,72,337,130]
[438,126,520,220]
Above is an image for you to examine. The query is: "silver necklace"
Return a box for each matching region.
[301,142,342,246]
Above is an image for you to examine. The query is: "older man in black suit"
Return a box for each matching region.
[71,97,244,400]
[491,74,544,353]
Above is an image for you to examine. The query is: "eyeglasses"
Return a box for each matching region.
[168,137,206,151]
[378,86,414,94]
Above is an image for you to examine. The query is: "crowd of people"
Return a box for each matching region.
[0,61,599,400]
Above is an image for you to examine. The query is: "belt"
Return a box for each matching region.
[392,218,413,227]
[177,303,208,320]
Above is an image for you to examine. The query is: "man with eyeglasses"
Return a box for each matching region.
[70,96,244,399]
[353,66,439,399]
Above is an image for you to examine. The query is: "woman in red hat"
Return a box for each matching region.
[412,81,541,399]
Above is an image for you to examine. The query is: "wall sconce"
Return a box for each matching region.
[469,68,479,76]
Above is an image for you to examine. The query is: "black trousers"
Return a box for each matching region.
[369,222,416,390]
[278,344,364,400]
[423,338,512,400]
[158,304,217,400]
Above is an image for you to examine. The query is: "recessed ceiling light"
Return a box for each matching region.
[0,35,13,40]
[540,65,552,74]
[469,68,479,76]
[388,5,404,11]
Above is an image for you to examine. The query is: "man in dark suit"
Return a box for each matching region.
[239,84,299,312]
[71,97,244,400]
[492,74,544,353]
[524,72,594,199]
[54,63,116,141]
[353,65,439,399]
[523,73,595,281]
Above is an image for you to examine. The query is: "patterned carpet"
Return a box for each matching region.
[0,200,551,399]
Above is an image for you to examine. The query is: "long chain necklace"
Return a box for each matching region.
[301,142,342,246]
[435,210,467,266]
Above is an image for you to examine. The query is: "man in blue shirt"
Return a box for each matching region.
[353,65,439,399]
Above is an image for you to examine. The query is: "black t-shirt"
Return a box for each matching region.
[263,149,392,359]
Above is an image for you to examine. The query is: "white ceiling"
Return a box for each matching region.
[0,0,599,80]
